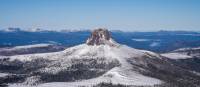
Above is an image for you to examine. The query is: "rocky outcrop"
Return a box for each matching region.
[86,28,117,46]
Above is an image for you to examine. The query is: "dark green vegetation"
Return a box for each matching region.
[0,57,120,85]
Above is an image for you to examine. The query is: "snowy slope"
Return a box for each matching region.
[12,44,52,49]
[0,44,65,56]
[0,73,8,78]
[161,53,193,59]
[161,46,200,59]
[7,43,163,87]
[0,44,51,50]
[173,47,200,57]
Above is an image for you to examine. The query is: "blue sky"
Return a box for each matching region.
[0,0,200,31]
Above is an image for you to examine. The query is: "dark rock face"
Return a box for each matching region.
[86,28,111,45]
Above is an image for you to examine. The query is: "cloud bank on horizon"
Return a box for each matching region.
[0,0,200,31]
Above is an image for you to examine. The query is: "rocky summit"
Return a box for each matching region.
[86,28,112,45]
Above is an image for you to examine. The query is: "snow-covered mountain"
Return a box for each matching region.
[0,44,65,56]
[162,46,200,59]
[161,46,200,75]
[173,47,200,57]
[1,28,200,87]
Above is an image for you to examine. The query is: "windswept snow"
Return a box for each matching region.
[173,46,200,52]
[161,53,192,59]
[13,44,52,49]
[0,44,52,51]
[0,73,8,77]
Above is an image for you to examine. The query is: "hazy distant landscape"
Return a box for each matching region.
[1,28,200,53]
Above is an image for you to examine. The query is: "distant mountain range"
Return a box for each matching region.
[0,28,200,53]
[0,27,89,32]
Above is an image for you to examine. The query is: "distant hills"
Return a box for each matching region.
[0,28,200,53]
